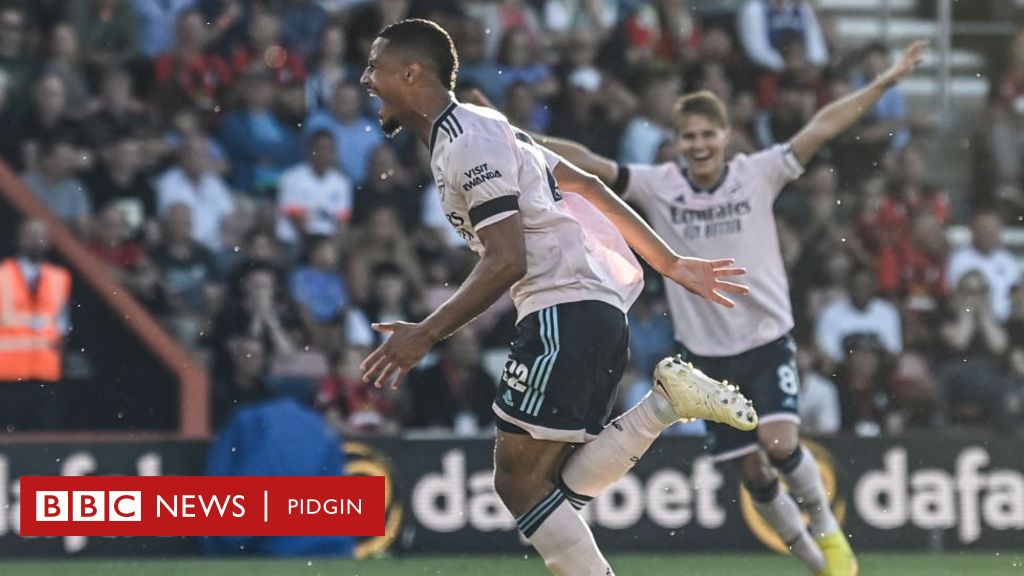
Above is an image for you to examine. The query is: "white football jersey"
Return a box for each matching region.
[619,144,805,356]
[429,101,643,322]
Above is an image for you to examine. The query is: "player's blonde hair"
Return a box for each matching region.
[674,90,729,130]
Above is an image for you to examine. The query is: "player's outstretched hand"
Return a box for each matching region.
[359,321,435,389]
[880,40,928,87]
[667,257,749,308]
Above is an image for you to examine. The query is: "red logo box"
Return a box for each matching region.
[20,476,385,536]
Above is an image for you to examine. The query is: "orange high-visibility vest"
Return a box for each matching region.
[0,258,71,382]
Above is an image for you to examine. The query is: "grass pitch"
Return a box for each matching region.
[0,553,1020,576]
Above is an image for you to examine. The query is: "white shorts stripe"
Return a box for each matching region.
[493,403,596,444]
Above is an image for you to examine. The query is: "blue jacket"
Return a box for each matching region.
[202,397,354,557]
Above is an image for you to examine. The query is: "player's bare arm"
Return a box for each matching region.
[535,134,619,186]
[553,159,748,308]
[359,214,527,388]
[790,40,928,166]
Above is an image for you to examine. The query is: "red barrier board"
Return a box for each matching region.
[19,476,385,536]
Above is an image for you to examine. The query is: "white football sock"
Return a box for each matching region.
[749,479,825,572]
[560,393,674,499]
[517,489,614,576]
[777,446,840,538]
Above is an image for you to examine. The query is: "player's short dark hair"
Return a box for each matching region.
[674,90,729,129]
[378,19,459,91]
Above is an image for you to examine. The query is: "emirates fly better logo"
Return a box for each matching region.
[20,476,385,536]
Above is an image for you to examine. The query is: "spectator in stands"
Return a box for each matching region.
[753,72,814,149]
[303,81,382,186]
[346,208,423,307]
[0,219,73,430]
[133,0,196,59]
[796,345,841,435]
[156,134,235,251]
[689,25,751,95]
[276,130,353,250]
[548,66,619,158]
[737,0,829,74]
[0,5,33,111]
[84,132,155,230]
[1007,284,1024,420]
[988,28,1024,210]
[352,144,422,228]
[947,210,1023,322]
[626,287,675,377]
[503,81,540,133]
[11,72,88,174]
[755,36,826,110]
[601,0,696,74]
[22,137,92,232]
[161,106,230,176]
[43,22,91,116]
[88,202,146,283]
[816,267,902,366]
[787,163,855,330]
[211,333,271,429]
[290,235,350,355]
[851,42,912,153]
[196,0,246,55]
[304,23,357,112]
[494,26,558,118]
[230,10,307,91]
[151,202,223,347]
[82,66,149,147]
[363,262,418,340]
[344,0,411,66]
[937,271,1019,431]
[455,18,503,104]
[881,145,951,228]
[539,0,617,43]
[219,65,301,197]
[618,71,679,164]
[405,328,495,434]
[880,211,949,351]
[67,0,140,70]
[212,263,304,383]
[278,0,329,59]
[153,10,233,116]
[319,345,402,435]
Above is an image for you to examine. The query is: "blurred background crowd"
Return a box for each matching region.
[0,0,1022,439]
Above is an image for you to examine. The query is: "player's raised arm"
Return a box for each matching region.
[552,159,748,308]
[790,40,928,166]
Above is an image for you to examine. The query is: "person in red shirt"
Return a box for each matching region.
[153,10,233,116]
[319,346,401,435]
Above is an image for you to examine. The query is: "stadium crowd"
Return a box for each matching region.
[0,0,1022,437]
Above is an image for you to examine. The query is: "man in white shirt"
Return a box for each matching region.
[276,130,353,246]
[534,40,927,576]
[816,268,903,365]
[947,210,1023,322]
[156,135,235,252]
[357,19,754,576]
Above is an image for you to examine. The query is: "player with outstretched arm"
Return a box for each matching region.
[531,41,928,576]
[358,19,757,576]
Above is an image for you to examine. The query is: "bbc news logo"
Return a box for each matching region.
[36,491,142,522]
[21,476,384,536]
